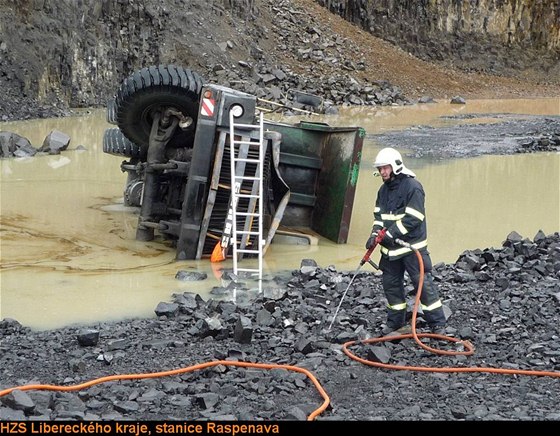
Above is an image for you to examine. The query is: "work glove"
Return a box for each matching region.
[365,228,385,249]
[365,234,377,249]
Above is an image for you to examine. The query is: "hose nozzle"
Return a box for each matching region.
[395,238,411,248]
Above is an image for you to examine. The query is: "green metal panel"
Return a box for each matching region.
[264,121,365,244]
[312,127,365,243]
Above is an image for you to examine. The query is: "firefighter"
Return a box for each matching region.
[366,147,446,335]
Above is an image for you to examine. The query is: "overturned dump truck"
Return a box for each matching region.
[103,65,365,261]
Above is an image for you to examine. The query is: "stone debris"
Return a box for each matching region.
[0,231,559,420]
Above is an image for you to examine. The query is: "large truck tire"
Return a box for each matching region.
[115,65,205,153]
[106,98,117,125]
[102,127,142,158]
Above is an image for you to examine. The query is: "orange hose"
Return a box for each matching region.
[0,360,330,421]
[343,248,560,379]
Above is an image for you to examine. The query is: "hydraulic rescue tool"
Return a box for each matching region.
[327,228,386,331]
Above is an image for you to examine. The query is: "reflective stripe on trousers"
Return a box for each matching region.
[379,250,446,328]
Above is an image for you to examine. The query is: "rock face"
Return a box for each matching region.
[0,0,558,122]
[317,0,560,83]
[0,0,414,121]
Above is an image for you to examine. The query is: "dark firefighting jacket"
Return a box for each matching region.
[372,173,428,260]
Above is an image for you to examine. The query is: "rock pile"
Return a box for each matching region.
[1,231,559,420]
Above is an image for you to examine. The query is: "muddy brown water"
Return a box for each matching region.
[1,98,559,330]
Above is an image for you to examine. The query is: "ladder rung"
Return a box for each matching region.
[237,194,259,198]
[235,212,259,217]
[236,268,261,273]
[234,157,261,163]
[237,231,260,235]
[234,176,260,180]
[237,249,259,254]
[233,140,262,145]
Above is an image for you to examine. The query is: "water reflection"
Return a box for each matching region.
[1,99,559,330]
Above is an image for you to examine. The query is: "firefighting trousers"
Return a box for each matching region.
[379,250,446,329]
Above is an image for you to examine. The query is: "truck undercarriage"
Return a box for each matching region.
[103,65,365,261]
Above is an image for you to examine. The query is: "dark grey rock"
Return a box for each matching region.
[68,358,86,372]
[39,129,70,154]
[418,96,436,103]
[233,316,252,344]
[284,405,307,420]
[300,259,318,268]
[450,96,466,104]
[195,393,220,409]
[294,337,314,355]
[76,329,99,346]
[0,132,37,157]
[106,339,129,351]
[0,407,26,419]
[173,292,204,310]
[0,390,35,413]
[175,270,208,281]
[366,345,391,364]
[154,302,179,317]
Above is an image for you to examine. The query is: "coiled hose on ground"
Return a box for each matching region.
[342,241,560,380]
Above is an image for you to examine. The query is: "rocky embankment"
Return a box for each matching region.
[3,0,558,124]
[1,230,559,421]
[0,0,412,123]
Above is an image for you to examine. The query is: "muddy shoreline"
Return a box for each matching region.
[1,104,559,421]
[373,112,560,159]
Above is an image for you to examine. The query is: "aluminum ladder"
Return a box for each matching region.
[228,110,264,281]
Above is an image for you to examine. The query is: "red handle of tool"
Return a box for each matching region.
[360,228,386,265]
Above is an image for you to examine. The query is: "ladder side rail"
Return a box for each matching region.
[257,112,265,280]
[229,112,240,275]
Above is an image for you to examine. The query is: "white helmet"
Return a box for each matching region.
[373,147,416,177]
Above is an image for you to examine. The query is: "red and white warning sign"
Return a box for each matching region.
[201,98,215,117]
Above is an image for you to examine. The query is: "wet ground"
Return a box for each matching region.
[1,98,559,423]
[1,99,559,331]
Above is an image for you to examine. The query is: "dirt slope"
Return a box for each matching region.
[283,0,560,99]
